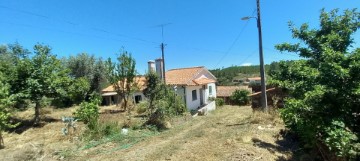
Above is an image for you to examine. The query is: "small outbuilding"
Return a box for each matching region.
[216,86,252,105]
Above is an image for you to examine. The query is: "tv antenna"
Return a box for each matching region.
[154,23,172,83]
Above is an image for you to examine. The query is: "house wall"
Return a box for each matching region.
[185,86,202,110]
[175,86,186,103]
[204,83,216,104]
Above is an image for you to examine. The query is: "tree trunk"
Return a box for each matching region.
[123,96,128,111]
[0,131,4,148]
[34,101,41,126]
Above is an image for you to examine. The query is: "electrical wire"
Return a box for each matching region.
[0,5,159,45]
[213,9,256,69]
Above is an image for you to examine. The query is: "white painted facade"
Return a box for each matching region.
[173,82,217,111]
[184,86,202,110]
[204,83,216,104]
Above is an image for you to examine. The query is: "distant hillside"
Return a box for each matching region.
[210,65,270,86]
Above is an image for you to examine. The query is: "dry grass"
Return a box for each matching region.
[82,106,297,161]
[0,105,302,161]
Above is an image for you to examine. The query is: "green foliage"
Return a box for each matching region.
[230,89,251,106]
[272,9,360,159]
[31,45,71,123]
[67,77,91,104]
[105,50,137,111]
[143,72,186,129]
[143,71,162,114]
[0,43,31,108]
[0,72,18,147]
[74,99,99,130]
[324,120,358,157]
[81,121,120,141]
[216,98,225,107]
[210,65,270,85]
[209,97,224,107]
[136,101,148,114]
[65,52,107,94]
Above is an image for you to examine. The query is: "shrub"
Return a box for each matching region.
[215,98,225,107]
[136,101,148,114]
[209,97,224,107]
[82,121,120,141]
[272,9,360,159]
[230,89,250,106]
[74,100,99,130]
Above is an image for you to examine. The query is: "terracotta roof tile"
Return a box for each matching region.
[193,77,216,85]
[103,66,217,93]
[217,86,252,97]
[165,66,215,86]
[247,77,261,81]
[102,76,147,92]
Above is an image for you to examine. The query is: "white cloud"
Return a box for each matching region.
[241,63,252,66]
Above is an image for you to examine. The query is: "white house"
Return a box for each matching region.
[101,59,217,111]
[165,66,217,110]
[101,76,147,106]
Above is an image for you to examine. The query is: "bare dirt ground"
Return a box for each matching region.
[0,105,302,161]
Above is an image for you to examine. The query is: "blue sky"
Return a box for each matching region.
[0,0,359,74]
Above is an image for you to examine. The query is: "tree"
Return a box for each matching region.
[0,72,18,148]
[105,50,137,111]
[0,43,31,108]
[143,71,162,114]
[230,89,251,106]
[272,9,360,158]
[65,53,107,94]
[25,44,70,125]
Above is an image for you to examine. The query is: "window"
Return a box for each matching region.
[209,86,213,95]
[192,90,197,101]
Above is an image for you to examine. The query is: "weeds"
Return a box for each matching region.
[250,108,282,125]
[81,128,159,153]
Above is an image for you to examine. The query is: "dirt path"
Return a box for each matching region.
[0,106,299,161]
[84,106,296,161]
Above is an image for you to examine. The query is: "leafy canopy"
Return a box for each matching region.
[271,9,360,158]
[105,50,137,110]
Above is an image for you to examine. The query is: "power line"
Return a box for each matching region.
[213,9,256,69]
[0,21,130,43]
[238,50,258,66]
[0,5,159,45]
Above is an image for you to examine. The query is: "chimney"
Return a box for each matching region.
[148,60,155,73]
[155,58,163,80]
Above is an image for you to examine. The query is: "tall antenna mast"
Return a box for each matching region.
[155,23,171,83]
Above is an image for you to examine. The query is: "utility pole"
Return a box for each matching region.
[161,42,166,83]
[256,0,268,111]
[156,23,171,84]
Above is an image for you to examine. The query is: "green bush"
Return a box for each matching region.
[82,121,120,141]
[272,9,360,159]
[209,97,224,107]
[136,101,148,114]
[216,98,225,107]
[230,89,250,106]
[74,100,99,129]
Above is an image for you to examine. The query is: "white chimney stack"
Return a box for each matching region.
[155,58,163,80]
[148,60,155,73]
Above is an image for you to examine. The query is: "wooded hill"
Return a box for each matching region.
[209,65,271,86]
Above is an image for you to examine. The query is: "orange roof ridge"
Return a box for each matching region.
[186,67,205,85]
[167,66,204,71]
